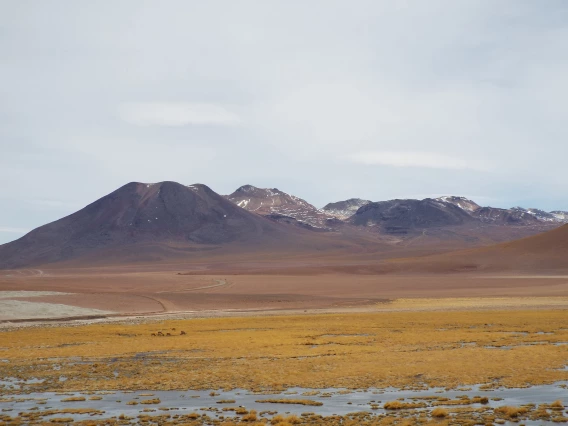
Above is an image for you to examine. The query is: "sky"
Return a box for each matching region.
[1,1,568,244]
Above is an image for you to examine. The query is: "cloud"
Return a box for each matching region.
[0,227,29,234]
[117,102,241,127]
[347,151,489,171]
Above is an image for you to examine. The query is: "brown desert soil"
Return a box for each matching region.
[2,261,568,324]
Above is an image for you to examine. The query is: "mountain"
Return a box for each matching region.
[225,185,335,228]
[398,223,568,273]
[2,182,566,270]
[350,198,475,234]
[0,182,302,269]
[322,198,371,219]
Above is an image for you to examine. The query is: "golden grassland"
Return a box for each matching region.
[0,309,567,396]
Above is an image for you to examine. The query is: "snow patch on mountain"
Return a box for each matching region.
[322,198,372,219]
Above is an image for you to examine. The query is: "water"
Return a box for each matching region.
[1,383,566,424]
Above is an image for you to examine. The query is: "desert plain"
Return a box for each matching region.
[1,250,568,425]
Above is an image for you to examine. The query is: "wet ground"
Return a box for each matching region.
[1,382,567,424]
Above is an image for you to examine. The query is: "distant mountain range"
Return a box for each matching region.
[0,181,566,268]
[224,184,568,232]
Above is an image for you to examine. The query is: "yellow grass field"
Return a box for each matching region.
[1,304,568,394]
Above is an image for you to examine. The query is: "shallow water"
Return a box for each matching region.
[1,382,567,424]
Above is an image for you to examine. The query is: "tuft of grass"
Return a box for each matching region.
[494,406,529,418]
[551,400,564,410]
[216,399,236,404]
[431,407,449,418]
[283,415,301,424]
[241,409,258,422]
[384,400,427,410]
[60,396,86,402]
[140,398,161,404]
[49,418,74,423]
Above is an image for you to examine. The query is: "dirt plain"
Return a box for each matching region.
[1,261,568,322]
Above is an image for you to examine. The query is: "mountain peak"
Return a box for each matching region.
[0,181,290,268]
[226,185,334,228]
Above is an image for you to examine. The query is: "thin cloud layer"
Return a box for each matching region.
[348,152,488,171]
[117,102,241,126]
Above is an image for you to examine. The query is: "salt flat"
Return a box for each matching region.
[0,299,112,320]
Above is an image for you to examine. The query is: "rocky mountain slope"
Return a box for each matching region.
[225,185,336,228]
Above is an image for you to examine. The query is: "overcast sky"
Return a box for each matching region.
[1,1,568,244]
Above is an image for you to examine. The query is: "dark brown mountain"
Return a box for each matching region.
[0,182,302,269]
[350,198,475,234]
[225,185,335,228]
